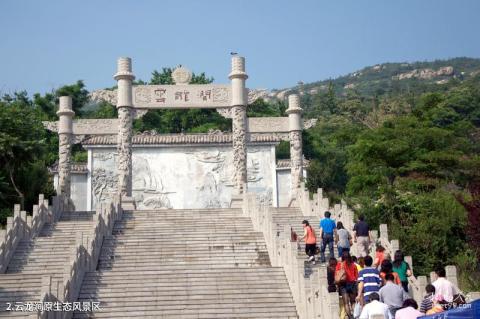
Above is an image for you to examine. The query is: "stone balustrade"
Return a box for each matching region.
[0,194,60,273]
[243,192,340,319]
[57,197,122,319]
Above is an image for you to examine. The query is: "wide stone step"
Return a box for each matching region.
[72,306,298,319]
[98,249,268,257]
[5,269,65,275]
[113,223,254,229]
[98,260,271,268]
[82,274,287,285]
[79,285,292,297]
[84,266,284,276]
[105,233,264,239]
[100,247,268,254]
[95,262,277,273]
[119,215,247,220]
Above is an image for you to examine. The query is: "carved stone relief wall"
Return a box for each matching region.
[91,151,117,207]
[89,144,275,210]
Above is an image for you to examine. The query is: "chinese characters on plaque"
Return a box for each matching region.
[133,85,232,108]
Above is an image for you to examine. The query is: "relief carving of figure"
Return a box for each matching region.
[92,168,117,203]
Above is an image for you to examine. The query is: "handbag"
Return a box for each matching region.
[335,262,347,284]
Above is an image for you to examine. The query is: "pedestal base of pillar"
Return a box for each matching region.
[121,196,136,210]
[288,196,298,208]
[230,195,243,209]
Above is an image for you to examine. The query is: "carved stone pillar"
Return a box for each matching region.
[229,56,248,194]
[114,57,135,197]
[57,96,74,197]
[286,94,303,191]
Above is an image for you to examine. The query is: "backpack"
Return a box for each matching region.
[335,262,347,284]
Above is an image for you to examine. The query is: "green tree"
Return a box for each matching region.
[304,118,364,199]
[0,94,46,209]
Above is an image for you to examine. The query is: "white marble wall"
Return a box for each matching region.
[276,169,292,207]
[87,144,278,210]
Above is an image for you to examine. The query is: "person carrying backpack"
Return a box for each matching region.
[299,220,317,264]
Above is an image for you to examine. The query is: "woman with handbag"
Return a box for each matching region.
[335,251,359,319]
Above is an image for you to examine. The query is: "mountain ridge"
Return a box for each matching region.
[251,57,480,102]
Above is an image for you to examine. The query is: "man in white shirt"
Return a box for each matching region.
[432,268,457,303]
[360,292,393,319]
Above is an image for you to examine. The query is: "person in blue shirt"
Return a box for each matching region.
[319,211,336,263]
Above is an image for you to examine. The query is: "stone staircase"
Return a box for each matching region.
[73,208,298,318]
[0,211,95,317]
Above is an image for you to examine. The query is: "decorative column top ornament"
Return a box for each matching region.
[286,94,303,115]
[114,57,135,81]
[57,96,74,135]
[229,56,248,80]
[172,65,192,85]
[57,96,74,117]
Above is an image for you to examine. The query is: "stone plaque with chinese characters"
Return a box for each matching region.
[133,84,232,109]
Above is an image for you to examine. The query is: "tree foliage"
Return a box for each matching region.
[0,93,49,209]
[303,74,480,288]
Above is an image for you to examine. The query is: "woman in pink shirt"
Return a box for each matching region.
[395,299,423,319]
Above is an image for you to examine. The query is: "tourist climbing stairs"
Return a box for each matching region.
[74,208,298,318]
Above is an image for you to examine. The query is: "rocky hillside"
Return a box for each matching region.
[251,57,480,102]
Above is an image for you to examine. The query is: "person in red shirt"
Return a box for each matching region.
[335,251,358,319]
[374,245,386,269]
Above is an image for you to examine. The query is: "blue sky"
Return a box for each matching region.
[1,0,479,95]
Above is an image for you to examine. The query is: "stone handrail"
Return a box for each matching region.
[38,275,64,319]
[28,195,52,239]
[243,192,340,319]
[0,194,55,273]
[60,197,122,319]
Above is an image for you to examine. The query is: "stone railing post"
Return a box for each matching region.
[114,57,135,200]
[405,256,413,272]
[379,224,388,240]
[391,239,400,253]
[229,55,248,195]
[445,265,459,288]
[286,94,303,195]
[57,96,74,198]
[414,275,428,304]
